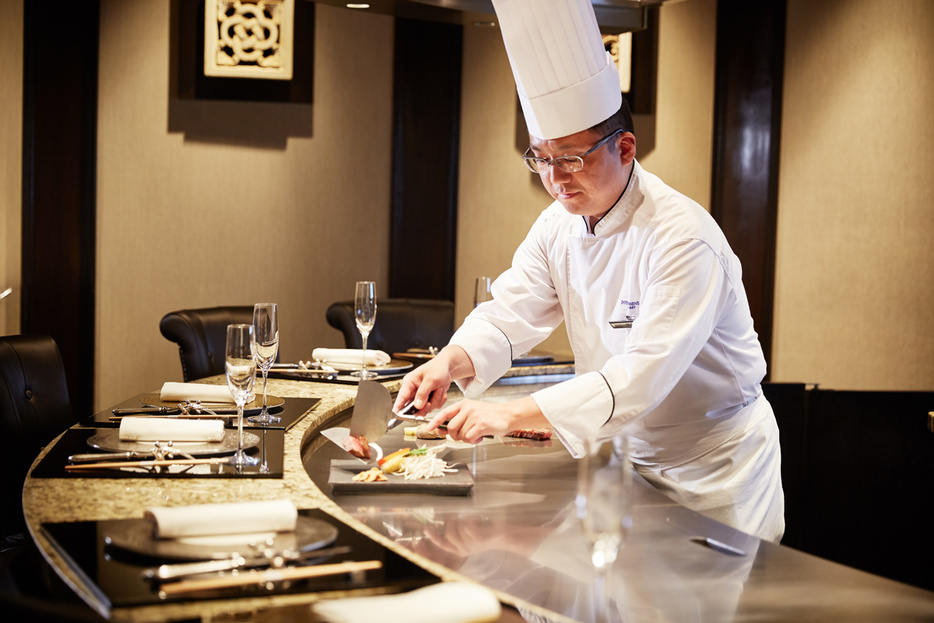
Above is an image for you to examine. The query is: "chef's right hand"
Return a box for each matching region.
[393,345,474,417]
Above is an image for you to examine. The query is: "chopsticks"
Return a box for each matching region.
[157,559,383,596]
[65,457,229,471]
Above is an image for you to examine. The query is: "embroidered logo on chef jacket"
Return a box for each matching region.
[609,299,639,329]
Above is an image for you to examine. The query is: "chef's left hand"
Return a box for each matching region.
[427,395,549,444]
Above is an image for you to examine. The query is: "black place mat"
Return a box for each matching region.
[81,395,320,431]
[40,508,438,609]
[31,427,285,479]
[269,369,406,385]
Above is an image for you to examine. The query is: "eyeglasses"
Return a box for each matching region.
[522,129,624,174]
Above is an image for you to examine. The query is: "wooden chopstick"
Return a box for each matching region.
[157,559,383,595]
[64,457,229,471]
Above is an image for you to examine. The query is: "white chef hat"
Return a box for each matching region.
[492,0,622,140]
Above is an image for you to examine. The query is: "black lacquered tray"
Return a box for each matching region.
[81,395,320,431]
[30,427,285,479]
[40,509,438,608]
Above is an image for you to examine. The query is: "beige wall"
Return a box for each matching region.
[455,0,717,357]
[0,0,23,335]
[95,1,394,408]
[638,0,717,206]
[772,0,934,390]
[4,0,932,408]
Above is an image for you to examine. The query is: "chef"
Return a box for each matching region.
[394,0,785,543]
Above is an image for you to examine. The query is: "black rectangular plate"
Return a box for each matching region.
[40,509,438,608]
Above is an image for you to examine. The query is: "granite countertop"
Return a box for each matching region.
[22,366,571,622]
[23,377,400,621]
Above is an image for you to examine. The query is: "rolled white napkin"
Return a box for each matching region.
[145,500,298,539]
[118,417,225,442]
[312,348,391,366]
[312,582,501,623]
[160,382,234,404]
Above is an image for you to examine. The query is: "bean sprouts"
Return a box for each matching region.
[398,447,457,480]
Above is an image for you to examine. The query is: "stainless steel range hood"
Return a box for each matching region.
[309,0,675,33]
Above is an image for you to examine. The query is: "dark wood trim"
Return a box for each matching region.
[389,18,462,301]
[21,1,99,416]
[710,0,786,372]
[171,0,315,104]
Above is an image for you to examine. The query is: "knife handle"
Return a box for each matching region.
[68,452,142,463]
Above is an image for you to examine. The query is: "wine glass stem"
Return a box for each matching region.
[261,369,269,414]
[361,333,369,377]
[595,567,611,623]
[236,402,245,463]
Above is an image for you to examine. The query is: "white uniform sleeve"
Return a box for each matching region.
[535,238,734,457]
[450,212,566,397]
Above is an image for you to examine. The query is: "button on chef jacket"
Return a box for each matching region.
[450,160,784,540]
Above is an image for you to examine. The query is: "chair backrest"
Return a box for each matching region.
[0,335,75,548]
[159,306,254,382]
[325,298,455,354]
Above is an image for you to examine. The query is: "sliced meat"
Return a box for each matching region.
[502,436,553,448]
[415,423,446,440]
[342,434,371,460]
[505,428,553,441]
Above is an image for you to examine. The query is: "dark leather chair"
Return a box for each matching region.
[159,306,253,381]
[325,298,455,354]
[0,335,106,619]
[0,335,76,550]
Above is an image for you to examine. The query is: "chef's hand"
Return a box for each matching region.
[429,395,550,445]
[393,345,475,416]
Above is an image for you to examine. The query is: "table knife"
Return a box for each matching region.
[68,451,155,463]
[143,544,353,581]
[112,407,181,415]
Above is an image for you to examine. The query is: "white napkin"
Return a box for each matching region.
[312,582,501,623]
[312,348,391,366]
[118,417,225,442]
[145,499,298,539]
[160,382,234,404]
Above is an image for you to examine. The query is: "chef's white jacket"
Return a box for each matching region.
[451,161,785,541]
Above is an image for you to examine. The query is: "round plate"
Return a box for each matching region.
[104,515,339,561]
[86,428,260,456]
[140,392,285,416]
[324,358,414,375]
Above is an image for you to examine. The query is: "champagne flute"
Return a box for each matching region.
[576,434,631,623]
[353,281,377,379]
[248,303,280,425]
[474,276,493,307]
[226,324,259,466]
